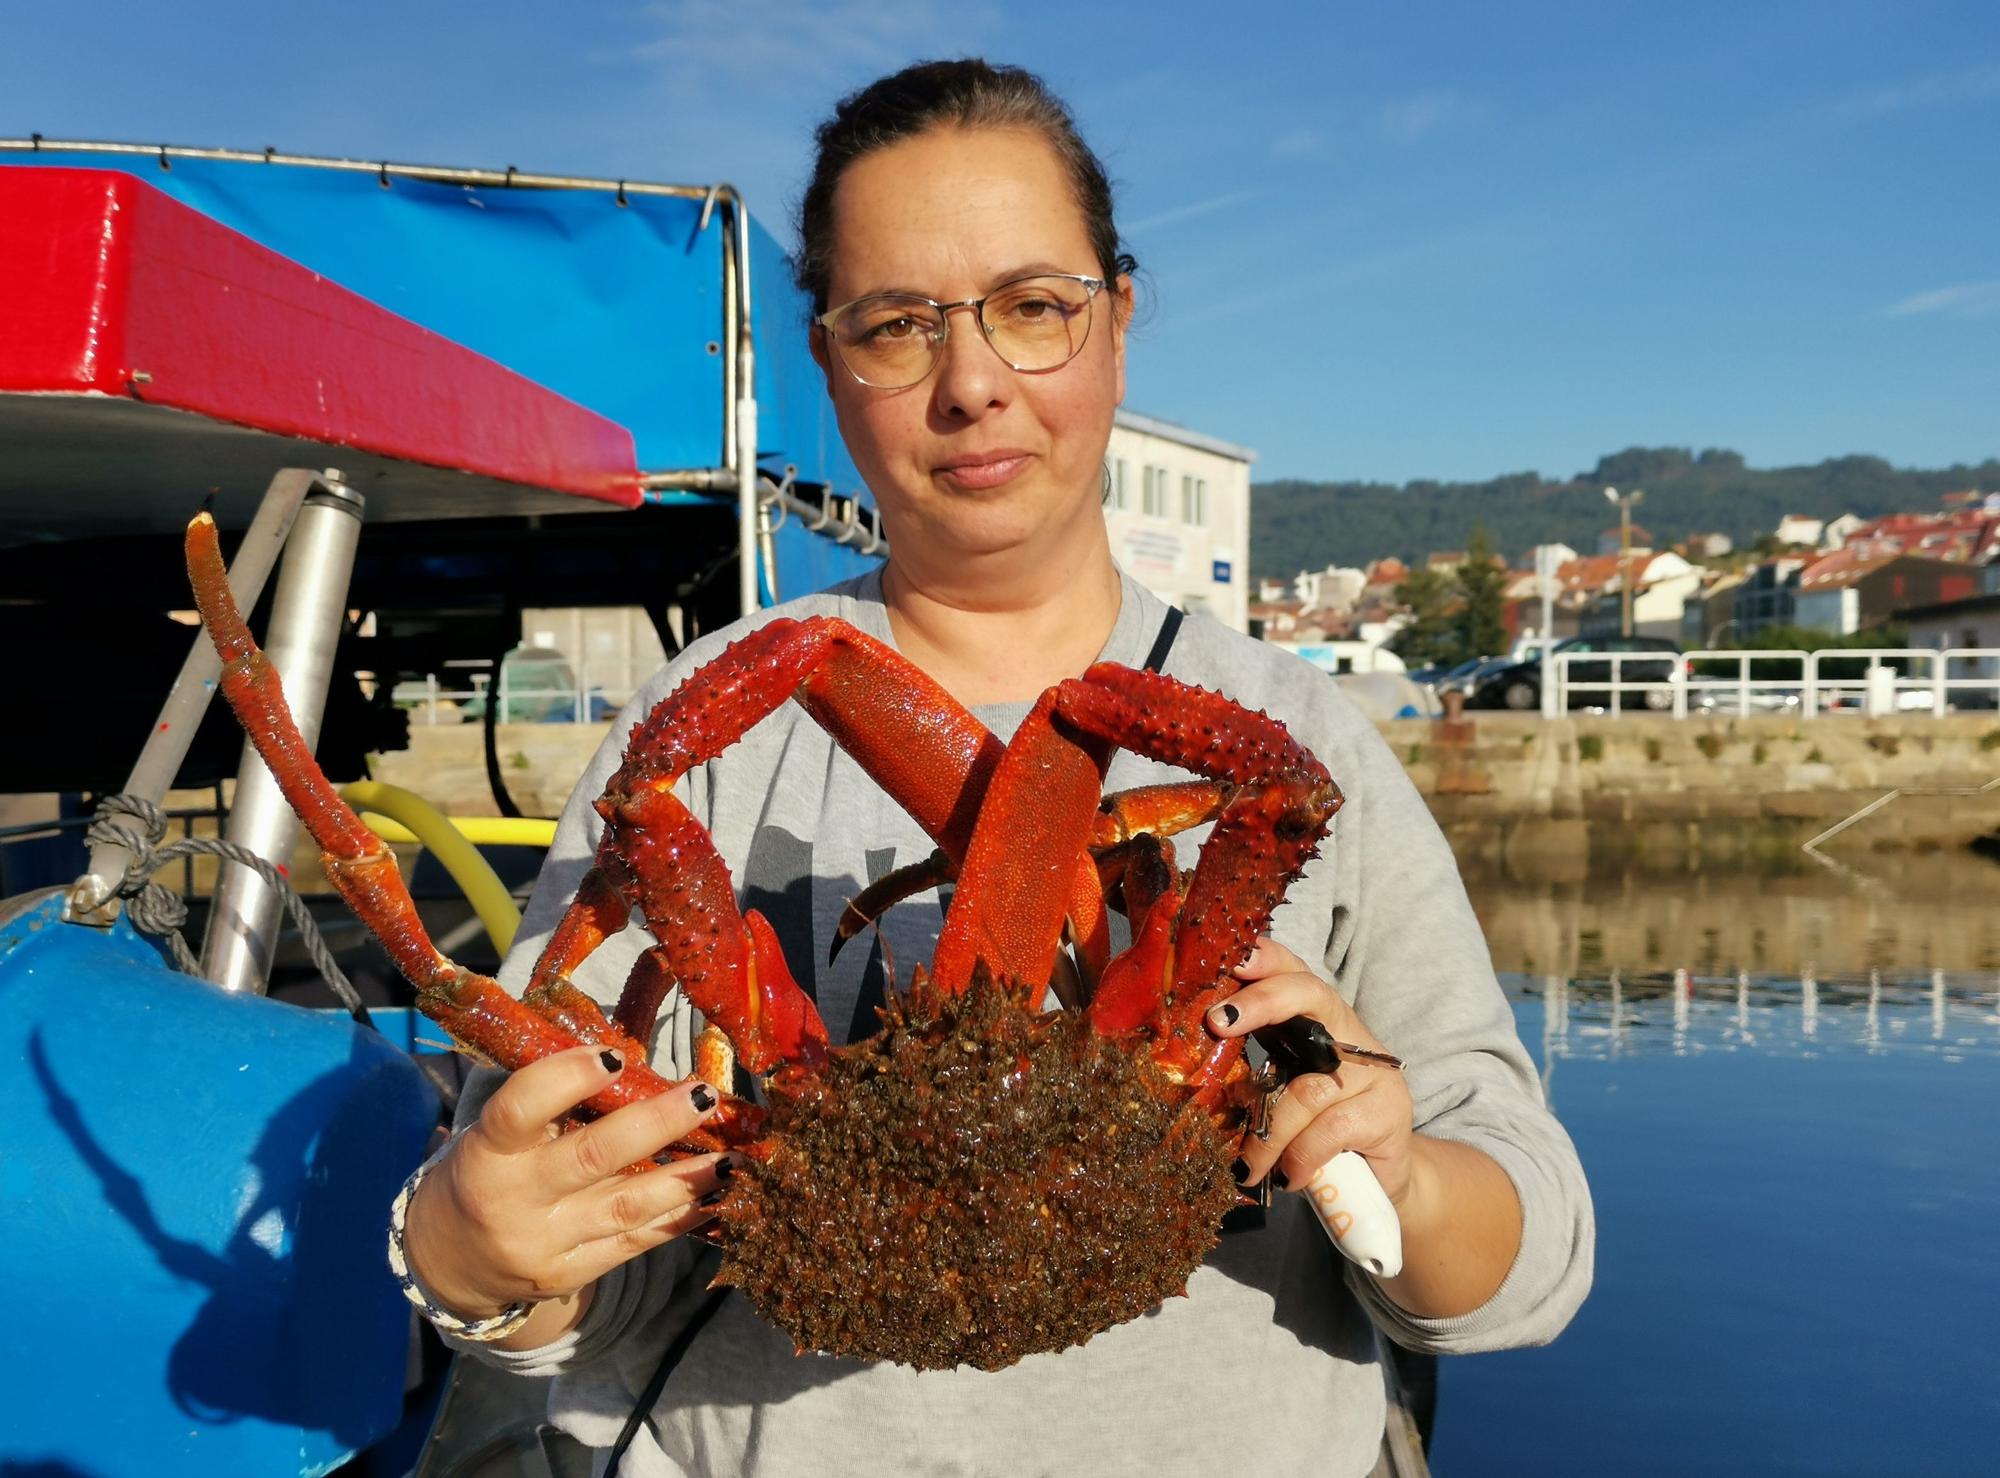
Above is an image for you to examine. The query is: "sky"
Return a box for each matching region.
[5,0,1996,484]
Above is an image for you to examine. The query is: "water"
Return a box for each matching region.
[1430,853,2000,1476]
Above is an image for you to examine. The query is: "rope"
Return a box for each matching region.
[85,793,374,1027]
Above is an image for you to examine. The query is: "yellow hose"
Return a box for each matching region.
[337,781,554,955]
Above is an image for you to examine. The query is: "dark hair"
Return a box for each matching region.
[794,58,1136,314]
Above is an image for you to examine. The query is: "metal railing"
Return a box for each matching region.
[1550,647,2000,718]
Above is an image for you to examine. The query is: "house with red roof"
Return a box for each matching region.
[1793,553,1983,635]
[1574,550,1700,640]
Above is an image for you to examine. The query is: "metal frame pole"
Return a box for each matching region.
[199,475,367,994]
[1620,501,1634,638]
[64,468,316,926]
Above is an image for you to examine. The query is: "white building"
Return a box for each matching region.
[1275,640,1407,676]
[1904,589,2000,690]
[1103,409,1254,631]
[1528,542,1579,573]
[1775,513,1825,548]
[1820,513,1862,551]
[1293,564,1367,613]
[1578,551,1702,640]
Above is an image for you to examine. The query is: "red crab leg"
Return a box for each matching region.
[930,689,1108,997]
[831,847,1112,989]
[1087,837,1183,1036]
[548,615,1105,1065]
[1051,668,1342,1098]
[828,850,953,964]
[183,513,746,1131]
[1056,667,1340,1007]
[518,865,652,1060]
[1091,781,1231,849]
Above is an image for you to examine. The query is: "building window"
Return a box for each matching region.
[1181,475,1208,527]
[1112,458,1130,510]
[1142,465,1169,518]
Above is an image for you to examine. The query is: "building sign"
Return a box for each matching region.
[1212,558,1233,584]
[1121,527,1183,574]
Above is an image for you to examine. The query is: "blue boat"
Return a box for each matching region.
[0,136,886,1475]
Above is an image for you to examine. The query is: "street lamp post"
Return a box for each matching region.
[1605,486,1644,637]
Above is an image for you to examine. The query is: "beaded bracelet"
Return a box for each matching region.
[387,1150,537,1341]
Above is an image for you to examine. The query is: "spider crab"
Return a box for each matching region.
[185,512,1341,1371]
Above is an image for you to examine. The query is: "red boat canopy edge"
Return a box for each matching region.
[0,166,642,507]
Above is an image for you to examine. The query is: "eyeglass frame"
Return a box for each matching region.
[812,272,1110,388]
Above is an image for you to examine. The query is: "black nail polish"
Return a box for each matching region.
[690,1082,718,1113]
[1216,1003,1240,1027]
[1270,1167,1290,1191]
[599,1048,623,1074]
[1230,1157,1252,1185]
[714,1157,736,1182]
[699,1186,728,1208]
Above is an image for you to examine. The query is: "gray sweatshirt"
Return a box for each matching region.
[454,569,1593,1478]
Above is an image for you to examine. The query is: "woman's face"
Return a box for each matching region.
[814,125,1130,572]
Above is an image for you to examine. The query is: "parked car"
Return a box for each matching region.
[460,646,617,723]
[1440,656,1514,698]
[1690,684,1802,715]
[1408,657,1478,690]
[1469,636,1686,712]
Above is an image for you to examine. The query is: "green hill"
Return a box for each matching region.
[1250,447,2000,578]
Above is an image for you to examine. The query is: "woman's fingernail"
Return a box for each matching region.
[698,1186,729,1209]
[1230,1157,1252,1185]
[1210,1002,1240,1028]
[1270,1167,1290,1191]
[690,1082,718,1113]
[714,1156,737,1182]
[599,1048,623,1074]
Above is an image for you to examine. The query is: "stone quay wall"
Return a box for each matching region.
[1386,711,2000,879]
[353,711,2000,885]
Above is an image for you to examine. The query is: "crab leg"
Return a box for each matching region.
[184,513,730,1128]
[519,864,651,1058]
[1056,667,1339,1007]
[1087,836,1183,1036]
[930,690,1108,998]
[828,850,953,964]
[1091,781,1232,849]
[543,616,1108,1068]
[1050,668,1342,1104]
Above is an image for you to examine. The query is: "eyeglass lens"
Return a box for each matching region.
[830,276,1095,388]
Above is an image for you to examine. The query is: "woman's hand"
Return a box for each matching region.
[1206,938,1416,1205]
[402,1046,733,1346]
[1208,938,1525,1315]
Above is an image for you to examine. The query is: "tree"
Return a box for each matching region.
[1453,525,1507,659]
[1388,567,1461,668]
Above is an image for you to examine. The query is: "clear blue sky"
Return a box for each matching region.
[6,0,1996,483]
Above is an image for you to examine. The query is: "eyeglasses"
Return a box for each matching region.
[815,273,1107,389]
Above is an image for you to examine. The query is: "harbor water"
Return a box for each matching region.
[1432,846,2000,1475]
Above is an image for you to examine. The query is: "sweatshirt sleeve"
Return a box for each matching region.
[1319,707,1595,1354]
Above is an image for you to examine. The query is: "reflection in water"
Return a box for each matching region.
[1510,968,2000,1107]
[1432,846,2000,1476]
[1463,847,2000,978]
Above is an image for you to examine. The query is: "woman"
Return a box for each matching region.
[399,59,1592,1476]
